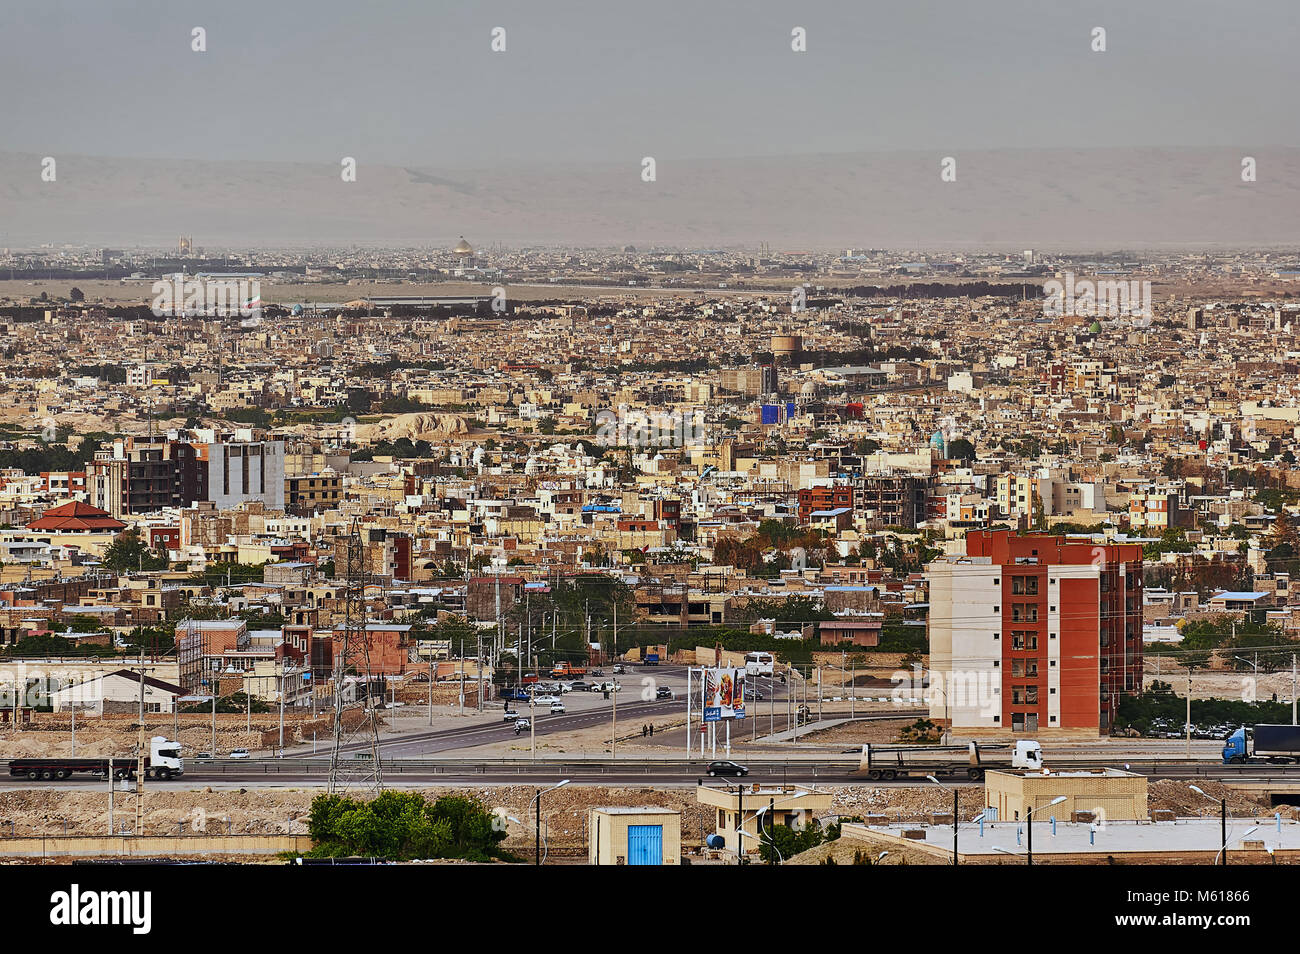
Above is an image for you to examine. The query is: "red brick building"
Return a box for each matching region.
[927,530,1144,737]
[797,486,854,523]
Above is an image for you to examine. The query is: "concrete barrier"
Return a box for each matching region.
[0,834,313,859]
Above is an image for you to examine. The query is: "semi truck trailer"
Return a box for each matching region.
[8,736,184,781]
[858,739,1044,781]
[1222,724,1300,764]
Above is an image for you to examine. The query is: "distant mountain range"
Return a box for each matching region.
[2,147,1298,250]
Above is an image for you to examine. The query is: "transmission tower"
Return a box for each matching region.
[327,518,384,794]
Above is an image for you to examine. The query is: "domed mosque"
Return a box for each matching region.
[453,236,474,260]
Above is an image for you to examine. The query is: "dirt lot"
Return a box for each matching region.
[1144,658,1299,702]
[0,777,1280,861]
[0,724,268,760]
[793,718,914,746]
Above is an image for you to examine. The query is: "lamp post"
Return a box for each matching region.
[1026,795,1067,866]
[738,793,807,865]
[1215,826,1259,866]
[531,779,569,866]
[1190,785,1229,866]
[926,775,960,866]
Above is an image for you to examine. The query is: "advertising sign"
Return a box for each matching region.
[702,667,746,722]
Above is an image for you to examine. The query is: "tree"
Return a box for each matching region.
[306,791,513,861]
[430,614,479,654]
[101,528,169,573]
[69,287,85,302]
[759,822,823,863]
[946,438,975,462]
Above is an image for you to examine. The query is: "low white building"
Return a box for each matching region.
[52,669,183,715]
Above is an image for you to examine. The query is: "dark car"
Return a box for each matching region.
[655,687,673,699]
[707,760,748,777]
[568,681,590,691]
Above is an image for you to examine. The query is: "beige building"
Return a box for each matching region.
[695,784,833,857]
[985,768,1148,822]
[588,808,681,866]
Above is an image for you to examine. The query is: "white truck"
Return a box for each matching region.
[858,740,1043,781]
[9,736,184,781]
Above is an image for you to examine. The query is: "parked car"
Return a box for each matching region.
[612,664,626,674]
[589,669,605,677]
[502,688,530,702]
[229,749,250,760]
[534,694,561,705]
[707,760,748,777]
[590,682,621,692]
[568,681,590,692]
[550,702,566,714]
[503,710,520,722]
[513,717,532,733]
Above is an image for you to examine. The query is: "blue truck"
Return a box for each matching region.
[1222,724,1300,763]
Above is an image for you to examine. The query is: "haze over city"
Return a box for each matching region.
[2,0,1299,920]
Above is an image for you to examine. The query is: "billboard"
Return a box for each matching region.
[703,667,746,722]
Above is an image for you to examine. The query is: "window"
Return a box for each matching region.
[1011,631,1038,651]
[1012,603,1038,622]
[1012,576,1039,595]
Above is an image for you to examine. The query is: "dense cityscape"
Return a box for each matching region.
[4,0,1299,933]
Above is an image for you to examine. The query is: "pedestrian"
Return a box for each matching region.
[649,723,654,737]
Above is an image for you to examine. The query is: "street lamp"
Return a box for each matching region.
[1189,785,1229,867]
[926,775,960,866]
[1214,826,1259,866]
[1026,795,1067,866]
[739,793,808,865]
[737,827,780,863]
[530,779,569,866]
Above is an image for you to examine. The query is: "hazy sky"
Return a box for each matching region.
[3,0,1298,167]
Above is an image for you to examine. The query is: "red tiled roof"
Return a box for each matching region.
[26,501,127,532]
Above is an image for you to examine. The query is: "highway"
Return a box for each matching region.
[9,756,1300,791]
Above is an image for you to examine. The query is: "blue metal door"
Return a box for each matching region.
[627,824,663,865]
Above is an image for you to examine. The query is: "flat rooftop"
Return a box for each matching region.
[846,817,1300,860]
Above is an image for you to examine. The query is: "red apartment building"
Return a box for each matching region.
[927,530,1144,737]
[797,486,854,523]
